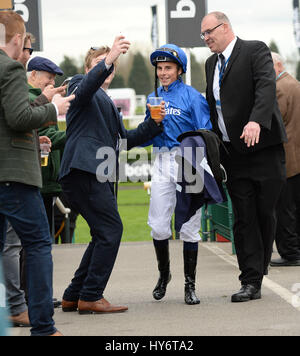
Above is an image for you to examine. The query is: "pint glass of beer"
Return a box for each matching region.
[149,97,163,120]
[40,143,50,167]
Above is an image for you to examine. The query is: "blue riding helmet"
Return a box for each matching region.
[150,44,187,73]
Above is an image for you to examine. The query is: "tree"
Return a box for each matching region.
[110,74,126,89]
[56,56,80,86]
[190,53,206,93]
[269,40,280,54]
[128,52,152,95]
[296,61,300,81]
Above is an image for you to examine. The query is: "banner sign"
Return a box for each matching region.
[166,0,207,48]
[15,0,43,51]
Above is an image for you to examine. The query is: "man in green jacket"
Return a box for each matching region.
[0,11,74,336]
[27,56,67,238]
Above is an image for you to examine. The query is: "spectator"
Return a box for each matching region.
[2,41,64,329]
[0,10,74,335]
[18,32,34,68]
[27,57,67,238]
[60,37,164,315]
[2,33,36,329]
[270,52,300,266]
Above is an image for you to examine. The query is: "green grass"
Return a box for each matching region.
[73,185,152,244]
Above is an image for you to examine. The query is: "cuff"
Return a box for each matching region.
[51,102,59,117]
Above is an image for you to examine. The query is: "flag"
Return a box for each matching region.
[151,5,159,49]
[293,0,300,51]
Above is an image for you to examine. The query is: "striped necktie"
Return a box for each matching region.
[218,54,226,86]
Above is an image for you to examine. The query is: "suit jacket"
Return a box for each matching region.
[0,49,57,188]
[205,38,287,154]
[276,72,300,178]
[59,60,163,181]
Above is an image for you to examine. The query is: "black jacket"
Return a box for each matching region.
[205,37,287,154]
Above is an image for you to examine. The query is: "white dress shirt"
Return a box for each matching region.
[213,37,237,142]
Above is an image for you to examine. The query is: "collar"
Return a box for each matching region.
[162,79,182,92]
[219,37,237,62]
[276,71,287,81]
[0,49,8,57]
[28,83,42,94]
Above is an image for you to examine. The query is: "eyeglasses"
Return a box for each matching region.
[200,23,224,40]
[90,46,109,51]
[23,47,33,55]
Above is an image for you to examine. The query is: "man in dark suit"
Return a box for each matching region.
[60,37,165,315]
[201,12,287,302]
[0,11,73,335]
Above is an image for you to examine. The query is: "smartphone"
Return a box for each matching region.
[69,86,78,96]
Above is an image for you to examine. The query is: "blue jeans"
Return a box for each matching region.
[0,182,56,336]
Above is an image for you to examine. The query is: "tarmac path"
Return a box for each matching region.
[10,241,300,337]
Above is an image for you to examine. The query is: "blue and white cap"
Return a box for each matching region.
[150,44,187,73]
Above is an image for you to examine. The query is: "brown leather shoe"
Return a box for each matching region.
[62,299,78,312]
[49,331,64,336]
[9,310,31,327]
[78,298,128,315]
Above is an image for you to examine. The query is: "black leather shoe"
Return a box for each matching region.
[153,242,171,301]
[184,249,200,305]
[153,272,172,300]
[231,284,261,303]
[185,281,200,305]
[270,257,300,267]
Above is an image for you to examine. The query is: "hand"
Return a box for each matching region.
[147,101,166,125]
[39,136,52,148]
[105,35,131,66]
[52,94,75,116]
[240,121,261,147]
[39,136,51,153]
[43,85,67,102]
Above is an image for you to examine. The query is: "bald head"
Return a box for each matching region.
[201,12,235,54]
[271,52,285,78]
[207,12,232,27]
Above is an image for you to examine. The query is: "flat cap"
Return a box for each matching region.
[27,56,64,76]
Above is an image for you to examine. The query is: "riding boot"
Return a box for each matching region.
[184,249,200,305]
[153,240,172,300]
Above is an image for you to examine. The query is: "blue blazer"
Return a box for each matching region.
[59,60,163,181]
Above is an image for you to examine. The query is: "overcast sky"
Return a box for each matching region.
[34,0,298,66]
